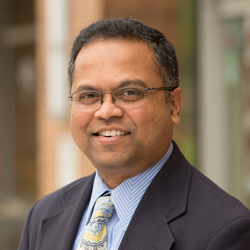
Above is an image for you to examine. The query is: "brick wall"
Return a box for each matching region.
[104,0,180,48]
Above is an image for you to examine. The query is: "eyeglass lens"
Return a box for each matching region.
[71,86,146,111]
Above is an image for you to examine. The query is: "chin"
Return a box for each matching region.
[93,159,124,169]
[90,153,132,170]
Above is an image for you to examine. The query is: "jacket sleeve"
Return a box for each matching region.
[205,217,250,250]
[18,202,38,250]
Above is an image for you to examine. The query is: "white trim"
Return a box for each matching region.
[218,0,250,18]
[197,0,229,190]
[45,0,69,119]
[56,134,81,188]
[197,0,250,194]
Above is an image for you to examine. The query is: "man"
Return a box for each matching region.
[19,19,250,250]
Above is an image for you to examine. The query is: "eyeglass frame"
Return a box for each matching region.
[68,85,177,111]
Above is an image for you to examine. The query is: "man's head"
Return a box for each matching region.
[69,19,182,188]
[68,18,179,91]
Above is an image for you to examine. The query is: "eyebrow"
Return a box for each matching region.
[74,79,147,93]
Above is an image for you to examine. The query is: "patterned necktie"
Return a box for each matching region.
[77,196,115,250]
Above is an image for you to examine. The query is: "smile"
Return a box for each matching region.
[96,130,129,137]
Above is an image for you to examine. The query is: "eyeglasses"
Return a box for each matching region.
[68,85,176,112]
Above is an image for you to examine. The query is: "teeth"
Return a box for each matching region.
[111,130,116,136]
[98,130,126,137]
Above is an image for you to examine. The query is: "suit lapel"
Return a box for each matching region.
[61,174,95,250]
[119,142,192,250]
[37,173,95,250]
[118,187,175,250]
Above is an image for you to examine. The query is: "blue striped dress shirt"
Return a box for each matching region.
[73,143,173,250]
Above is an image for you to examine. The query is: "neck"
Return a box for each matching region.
[97,170,146,189]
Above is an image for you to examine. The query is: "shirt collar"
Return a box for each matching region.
[85,143,173,229]
[83,172,111,225]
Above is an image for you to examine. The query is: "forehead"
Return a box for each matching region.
[76,39,156,66]
[72,39,163,91]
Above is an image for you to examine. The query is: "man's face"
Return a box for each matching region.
[70,39,182,183]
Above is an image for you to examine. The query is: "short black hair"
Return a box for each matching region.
[68,18,179,90]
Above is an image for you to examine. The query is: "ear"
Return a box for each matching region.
[169,87,183,125]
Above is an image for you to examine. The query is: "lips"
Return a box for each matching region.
[94,130,130,137]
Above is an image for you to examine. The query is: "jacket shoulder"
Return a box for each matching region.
[18,174,95,250]
[191,166,250,215]
[173,165,250,249]
[31,173,95,220]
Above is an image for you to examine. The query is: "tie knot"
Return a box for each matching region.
[77,196,115,250]
[92,196,115,220]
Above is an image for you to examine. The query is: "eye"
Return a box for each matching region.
[76,91,100,104]
[80,93,96,99]
[116,87,145,102]
[124,90,139,96]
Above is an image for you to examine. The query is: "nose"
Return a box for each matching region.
[94,94,123,120]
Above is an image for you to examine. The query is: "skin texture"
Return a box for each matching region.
[70,39,183,188]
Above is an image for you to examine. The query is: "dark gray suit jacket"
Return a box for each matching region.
[18,142,250,249]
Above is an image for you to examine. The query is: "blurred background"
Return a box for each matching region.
[0,0,250,249]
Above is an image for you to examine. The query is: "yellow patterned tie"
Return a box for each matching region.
[77,196,115,250]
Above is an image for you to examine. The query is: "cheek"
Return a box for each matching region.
[129,107,159,133]
[137,105,167,124]
[126,107,151,128]
[140,105,172,133]
[70,111,89,137]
